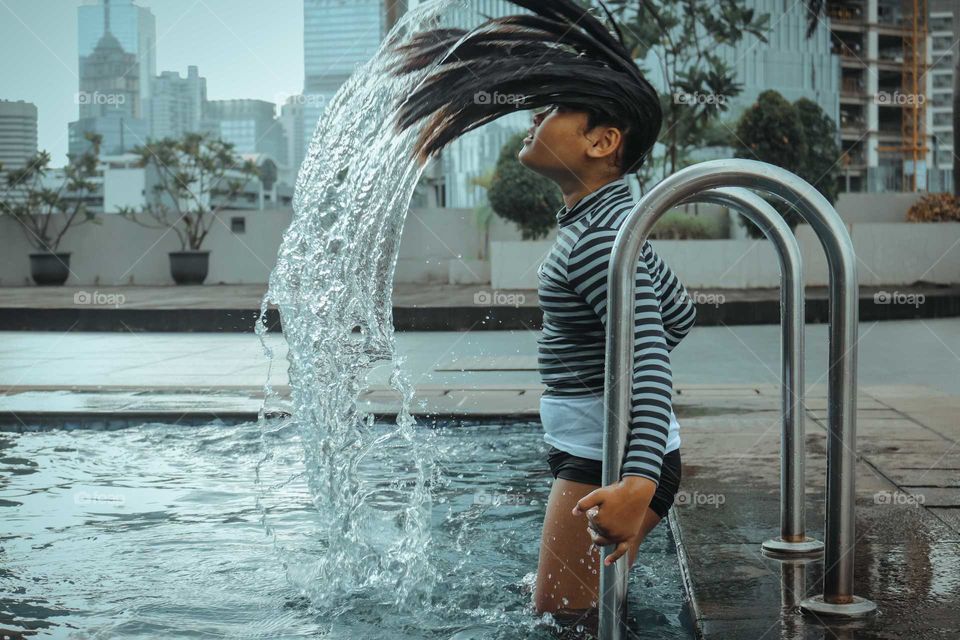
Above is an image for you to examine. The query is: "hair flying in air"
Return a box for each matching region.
[389,0,662,175]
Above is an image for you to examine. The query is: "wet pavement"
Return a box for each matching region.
[673,385,960,639]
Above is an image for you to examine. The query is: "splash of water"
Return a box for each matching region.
[253,0,460,614]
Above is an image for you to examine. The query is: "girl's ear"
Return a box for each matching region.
[585,127,623,163]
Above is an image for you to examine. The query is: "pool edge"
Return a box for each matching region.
[668,506,705,640]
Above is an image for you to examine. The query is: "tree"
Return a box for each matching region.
[1,132,102,252]
[487,133,562,240]
[117,132,260,250]
[605,0,770,180]
[732,90,840,237]
[795,97,841,205]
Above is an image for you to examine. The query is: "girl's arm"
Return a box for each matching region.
[567,226,673,487]
[643,241,697,350]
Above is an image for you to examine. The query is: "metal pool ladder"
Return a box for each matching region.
[598,158,877,640]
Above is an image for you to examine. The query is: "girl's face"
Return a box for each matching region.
[518,104,619,181]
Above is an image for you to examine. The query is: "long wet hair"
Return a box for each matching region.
[390,0,662,175]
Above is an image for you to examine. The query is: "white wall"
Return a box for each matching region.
[492,223,960,289]
[2,206,957,289]
[0,206,530,287]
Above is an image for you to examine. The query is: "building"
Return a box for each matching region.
[304,0,395,96]
[702,0,840,139]
[77,26,141,121]
[78,0,156,123]
[69,112,150,158]
[150,66,207,141]
[825,0,936,192]
[928,0,955,192]
[0,100,39,173]
[70,0,152,157]
[202,99,286,169]
[295,0,403,168]
[278,95,309,186]
[40,152,291,217]
[406,0,531,208]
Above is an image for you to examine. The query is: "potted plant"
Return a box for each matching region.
[1,133,102,285]
[117,132,260,284]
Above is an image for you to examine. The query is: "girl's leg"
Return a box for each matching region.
[533,477,663,616]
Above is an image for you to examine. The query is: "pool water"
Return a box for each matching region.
[1,420,694,639]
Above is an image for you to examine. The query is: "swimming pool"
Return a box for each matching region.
[1,419,694,639]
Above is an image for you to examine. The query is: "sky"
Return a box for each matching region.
[0,0,305,164]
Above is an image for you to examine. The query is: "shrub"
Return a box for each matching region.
[649,212,715,239]
[906,193,960,222]
[487,132,562,240]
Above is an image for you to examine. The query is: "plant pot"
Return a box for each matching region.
[29,252,71,286]
[169,250,210,285]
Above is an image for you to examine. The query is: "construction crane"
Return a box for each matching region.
[876,0,929,191]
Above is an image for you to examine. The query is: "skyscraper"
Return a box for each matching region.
[929,0,955,192]
[70,0,154,156]
[150,66,207,141]
[407,0,530,209]
[77,27,141,120]
[202,99,286,165]
[78,0,156,120]
[278,96,308,186]
[303,0,394,96]
[0,100,39,173]
[297,0,402,164]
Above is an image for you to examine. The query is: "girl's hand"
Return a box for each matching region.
[572,476,657,565]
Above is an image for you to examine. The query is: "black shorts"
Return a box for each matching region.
[546,447,682,520]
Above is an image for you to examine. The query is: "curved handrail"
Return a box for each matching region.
[681,188,811,551]
[598,159,872,640]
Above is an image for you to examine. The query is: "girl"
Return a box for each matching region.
[390,0,697,627]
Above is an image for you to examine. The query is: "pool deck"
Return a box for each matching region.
[2,326,959,638]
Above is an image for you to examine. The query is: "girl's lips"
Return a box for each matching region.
[523,135,533,144]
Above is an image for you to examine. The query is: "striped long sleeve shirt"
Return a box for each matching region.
[537,175,697,485]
